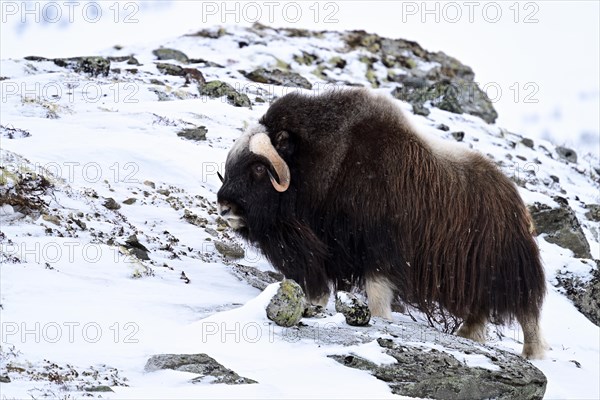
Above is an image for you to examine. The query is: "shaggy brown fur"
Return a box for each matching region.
[217,88,547,358]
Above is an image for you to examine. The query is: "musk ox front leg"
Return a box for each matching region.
[365,275,395,319]
[457,315,487,343]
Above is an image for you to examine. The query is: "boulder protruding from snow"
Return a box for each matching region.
[335,291,371,326]
[529,196,592,259]
[330,337,547,400]
[145,353,256,385]
[266,279,306,327]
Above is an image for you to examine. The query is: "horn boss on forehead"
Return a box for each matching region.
[216,88,547,360]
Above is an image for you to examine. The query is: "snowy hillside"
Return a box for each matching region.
[1,24,599,399]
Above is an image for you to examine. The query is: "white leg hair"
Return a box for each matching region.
[365,276,394,319]
[309,292,330,307]
[457,318,487,343]
[518,314,547,360]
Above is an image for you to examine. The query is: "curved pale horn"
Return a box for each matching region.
[249,133,291,192]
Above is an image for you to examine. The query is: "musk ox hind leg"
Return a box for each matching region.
[365,275,395,319]
[518,313,547,359]
[309,292,330,307]
[457,315,487,343]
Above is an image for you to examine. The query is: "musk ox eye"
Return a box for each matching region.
[252,163,266,177]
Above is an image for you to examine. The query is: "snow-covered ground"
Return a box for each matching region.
[1,22,599,400]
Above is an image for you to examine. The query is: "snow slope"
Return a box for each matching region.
[1,24,599,399]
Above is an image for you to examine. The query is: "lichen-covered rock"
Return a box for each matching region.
[215,240,245,259]
[177,126,207,141]
[529,196,592,258]
[199,81,251,107]
[335,291,371,326]
[330,337,547,400]
[229,264,283,290]
[266,279,306,327]
[156,63,206,84]
[243,68,312,89]
[152,48,190,64]
[145,353,256,384]
[84,386,114,392]
[53,56,111,77]
[392,80,497,124]
[555,262,600,326]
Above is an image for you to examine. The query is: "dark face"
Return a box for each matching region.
[216,141,281,239]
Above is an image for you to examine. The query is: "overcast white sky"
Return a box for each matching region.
[1,1,599,156]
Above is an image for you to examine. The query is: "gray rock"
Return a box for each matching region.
[529,196,592,258]
[303,304,326,318]
[584,204,600,222]
[124,235,150,260]
[199,81,251,108]
[412,103,430,116]
[556,146,578,163]
[392,80,498,124]
[555,262,600,326]
[153,48,190,64]
[266,279,306,327]
[145,353,256,384]
[521,138,535,148]
[330,337,546,400]
[182,209,208,227]
[335,291,371,326]
[215,241,245,259]
[229,264,283,290]
[156,62,184,76]
[84,386,114,392]
[123,198,137,205]
[451,131,465,142]
[53,56,110,77]
[0,375,10,383]
[156,63,206,84]
[243,68,312,89]
[103,198,121,210]
[437,124,450,131]
[1,125,31,139]
[177,126,207,141]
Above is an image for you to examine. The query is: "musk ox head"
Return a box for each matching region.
[216,124,292,237]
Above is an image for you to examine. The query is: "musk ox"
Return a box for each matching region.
[217,88,547,359]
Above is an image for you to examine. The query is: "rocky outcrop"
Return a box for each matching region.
[555,261,600,326]
[145,353,256,384]
[199,80,251,108]
[229,264,284,291]
[529,196,592,258]
[330,337,546,400]
[343,30,498,123]
[243,68,313,89]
